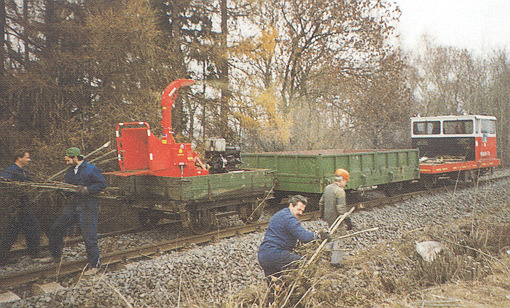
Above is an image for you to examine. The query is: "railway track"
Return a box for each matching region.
[1,172,508,292]
[5,226,143,261]
[0,212,324,289]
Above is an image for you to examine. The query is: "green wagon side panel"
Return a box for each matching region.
[110,169,274,202]
[241,149,420,194]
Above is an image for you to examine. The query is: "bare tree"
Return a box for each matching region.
[345,52,413,149]
[487,50,510,166]
[408,37,490,117]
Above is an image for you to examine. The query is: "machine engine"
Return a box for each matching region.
[205,138,242,174]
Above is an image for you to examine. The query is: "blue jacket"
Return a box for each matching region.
[258,207,316,256]
[65,161,107,202]
[0,164,33,182]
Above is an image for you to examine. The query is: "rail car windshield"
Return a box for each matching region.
[413,121,440,135]
[481,119,496,134]
[412,117,496,137]
[443,120,473,134]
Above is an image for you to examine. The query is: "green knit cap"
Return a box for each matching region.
[65,147,81,157]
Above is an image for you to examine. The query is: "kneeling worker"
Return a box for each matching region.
[258,195,329,287]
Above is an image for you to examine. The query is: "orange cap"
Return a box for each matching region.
[334,168,350,181]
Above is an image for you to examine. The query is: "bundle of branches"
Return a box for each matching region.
[0,180,120,202]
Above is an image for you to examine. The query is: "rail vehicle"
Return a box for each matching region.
[105,79,275,234]
[241,149,421,204]
[105,79,501,233]
[242,114,501,203]
[411,114,500,188]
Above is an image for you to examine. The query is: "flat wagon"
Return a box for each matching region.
[105,79,274,234]
[107,169,274,234]
[241,149,420,205]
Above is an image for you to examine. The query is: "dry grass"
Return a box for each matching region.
[38,218,510,307]
[228,218,510,307]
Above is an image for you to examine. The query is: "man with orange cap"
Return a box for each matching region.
[319,168,352,267]
[319,168,352,230]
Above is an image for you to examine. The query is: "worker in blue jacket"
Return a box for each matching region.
[258,195,329,287]
[0,151,42,265]
[42,147,107,274]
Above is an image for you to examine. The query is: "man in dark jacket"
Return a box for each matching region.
[319,168,351,229]
[258,195,328,285]
[319,168,351,267]
[42,147,107,274]
[0,151,42,265]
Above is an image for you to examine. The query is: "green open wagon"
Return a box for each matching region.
[107,168,274,234]
[241,149,420,206]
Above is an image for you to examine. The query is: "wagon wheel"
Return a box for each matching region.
[384,182,403,197]
[460,170,478,184]
[138,210,161,229]
[471,169,480,183]
[240,201,264,224]
[421,175,437,190]
[189,210,216,234]
[306,194,322,212]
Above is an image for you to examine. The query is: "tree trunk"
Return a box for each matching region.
[219,0,229,139]
[0,0,5,78]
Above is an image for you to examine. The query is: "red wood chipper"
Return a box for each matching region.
[112,79,208,177]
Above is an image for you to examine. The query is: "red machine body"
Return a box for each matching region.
[411,115,500,175]
[111,79,208,177]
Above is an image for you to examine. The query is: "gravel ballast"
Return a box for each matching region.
[4,174,510,307]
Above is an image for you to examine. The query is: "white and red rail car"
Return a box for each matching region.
[411,115,501,187]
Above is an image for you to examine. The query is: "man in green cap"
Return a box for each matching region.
[42,147,107,275]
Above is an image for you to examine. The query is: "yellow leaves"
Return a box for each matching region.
[254,88,278,116]
[230,25,296,148]
[232,26,278,62]
[235,86,292,148]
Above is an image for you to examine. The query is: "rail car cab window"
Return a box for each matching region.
[480,119,496,134]
[443,120,473,135]
[413,121,441,135]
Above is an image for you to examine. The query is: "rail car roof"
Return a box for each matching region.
[411,115,497,121]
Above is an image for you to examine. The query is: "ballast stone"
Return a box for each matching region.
[0,291,21,303]
[32,282,65,295]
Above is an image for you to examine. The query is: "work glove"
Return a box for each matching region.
[318,229,332,242]
[76,185,89,195]
[344,217,353,231]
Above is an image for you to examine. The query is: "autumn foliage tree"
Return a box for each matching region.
[228,0,404,150]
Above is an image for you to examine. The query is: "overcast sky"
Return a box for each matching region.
[393,0,510,55]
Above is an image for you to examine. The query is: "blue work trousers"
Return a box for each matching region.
[0,206,41,260]
[258,249,302,285]
[48,200,100,268]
